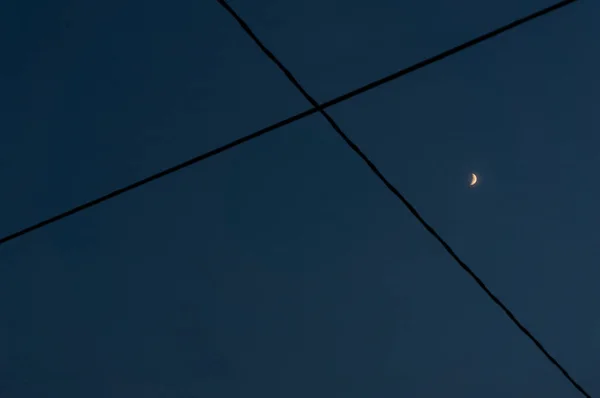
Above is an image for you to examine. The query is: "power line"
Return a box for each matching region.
[0,0,578,250]
[216,0,589,396]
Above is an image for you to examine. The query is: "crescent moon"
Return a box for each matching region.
[469,173,478,187]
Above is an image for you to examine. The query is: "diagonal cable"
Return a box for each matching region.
[217,0,589,396]
[0,0,578,248]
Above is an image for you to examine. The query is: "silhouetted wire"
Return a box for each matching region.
[216,0,589,396]
[0,0,578,254]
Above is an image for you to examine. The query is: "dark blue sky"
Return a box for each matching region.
[1,0,598,396]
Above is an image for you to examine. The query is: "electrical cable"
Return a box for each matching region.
[0,0,578,255]
[217,0,589,396]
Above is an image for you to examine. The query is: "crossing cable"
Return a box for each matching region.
[0,0,578,251]
[216,0,589,396]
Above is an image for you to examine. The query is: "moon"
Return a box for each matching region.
[469,173,478,187]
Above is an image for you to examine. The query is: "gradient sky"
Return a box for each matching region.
[1,0,598,397]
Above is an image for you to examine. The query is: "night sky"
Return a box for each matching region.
[1,0,598,397]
